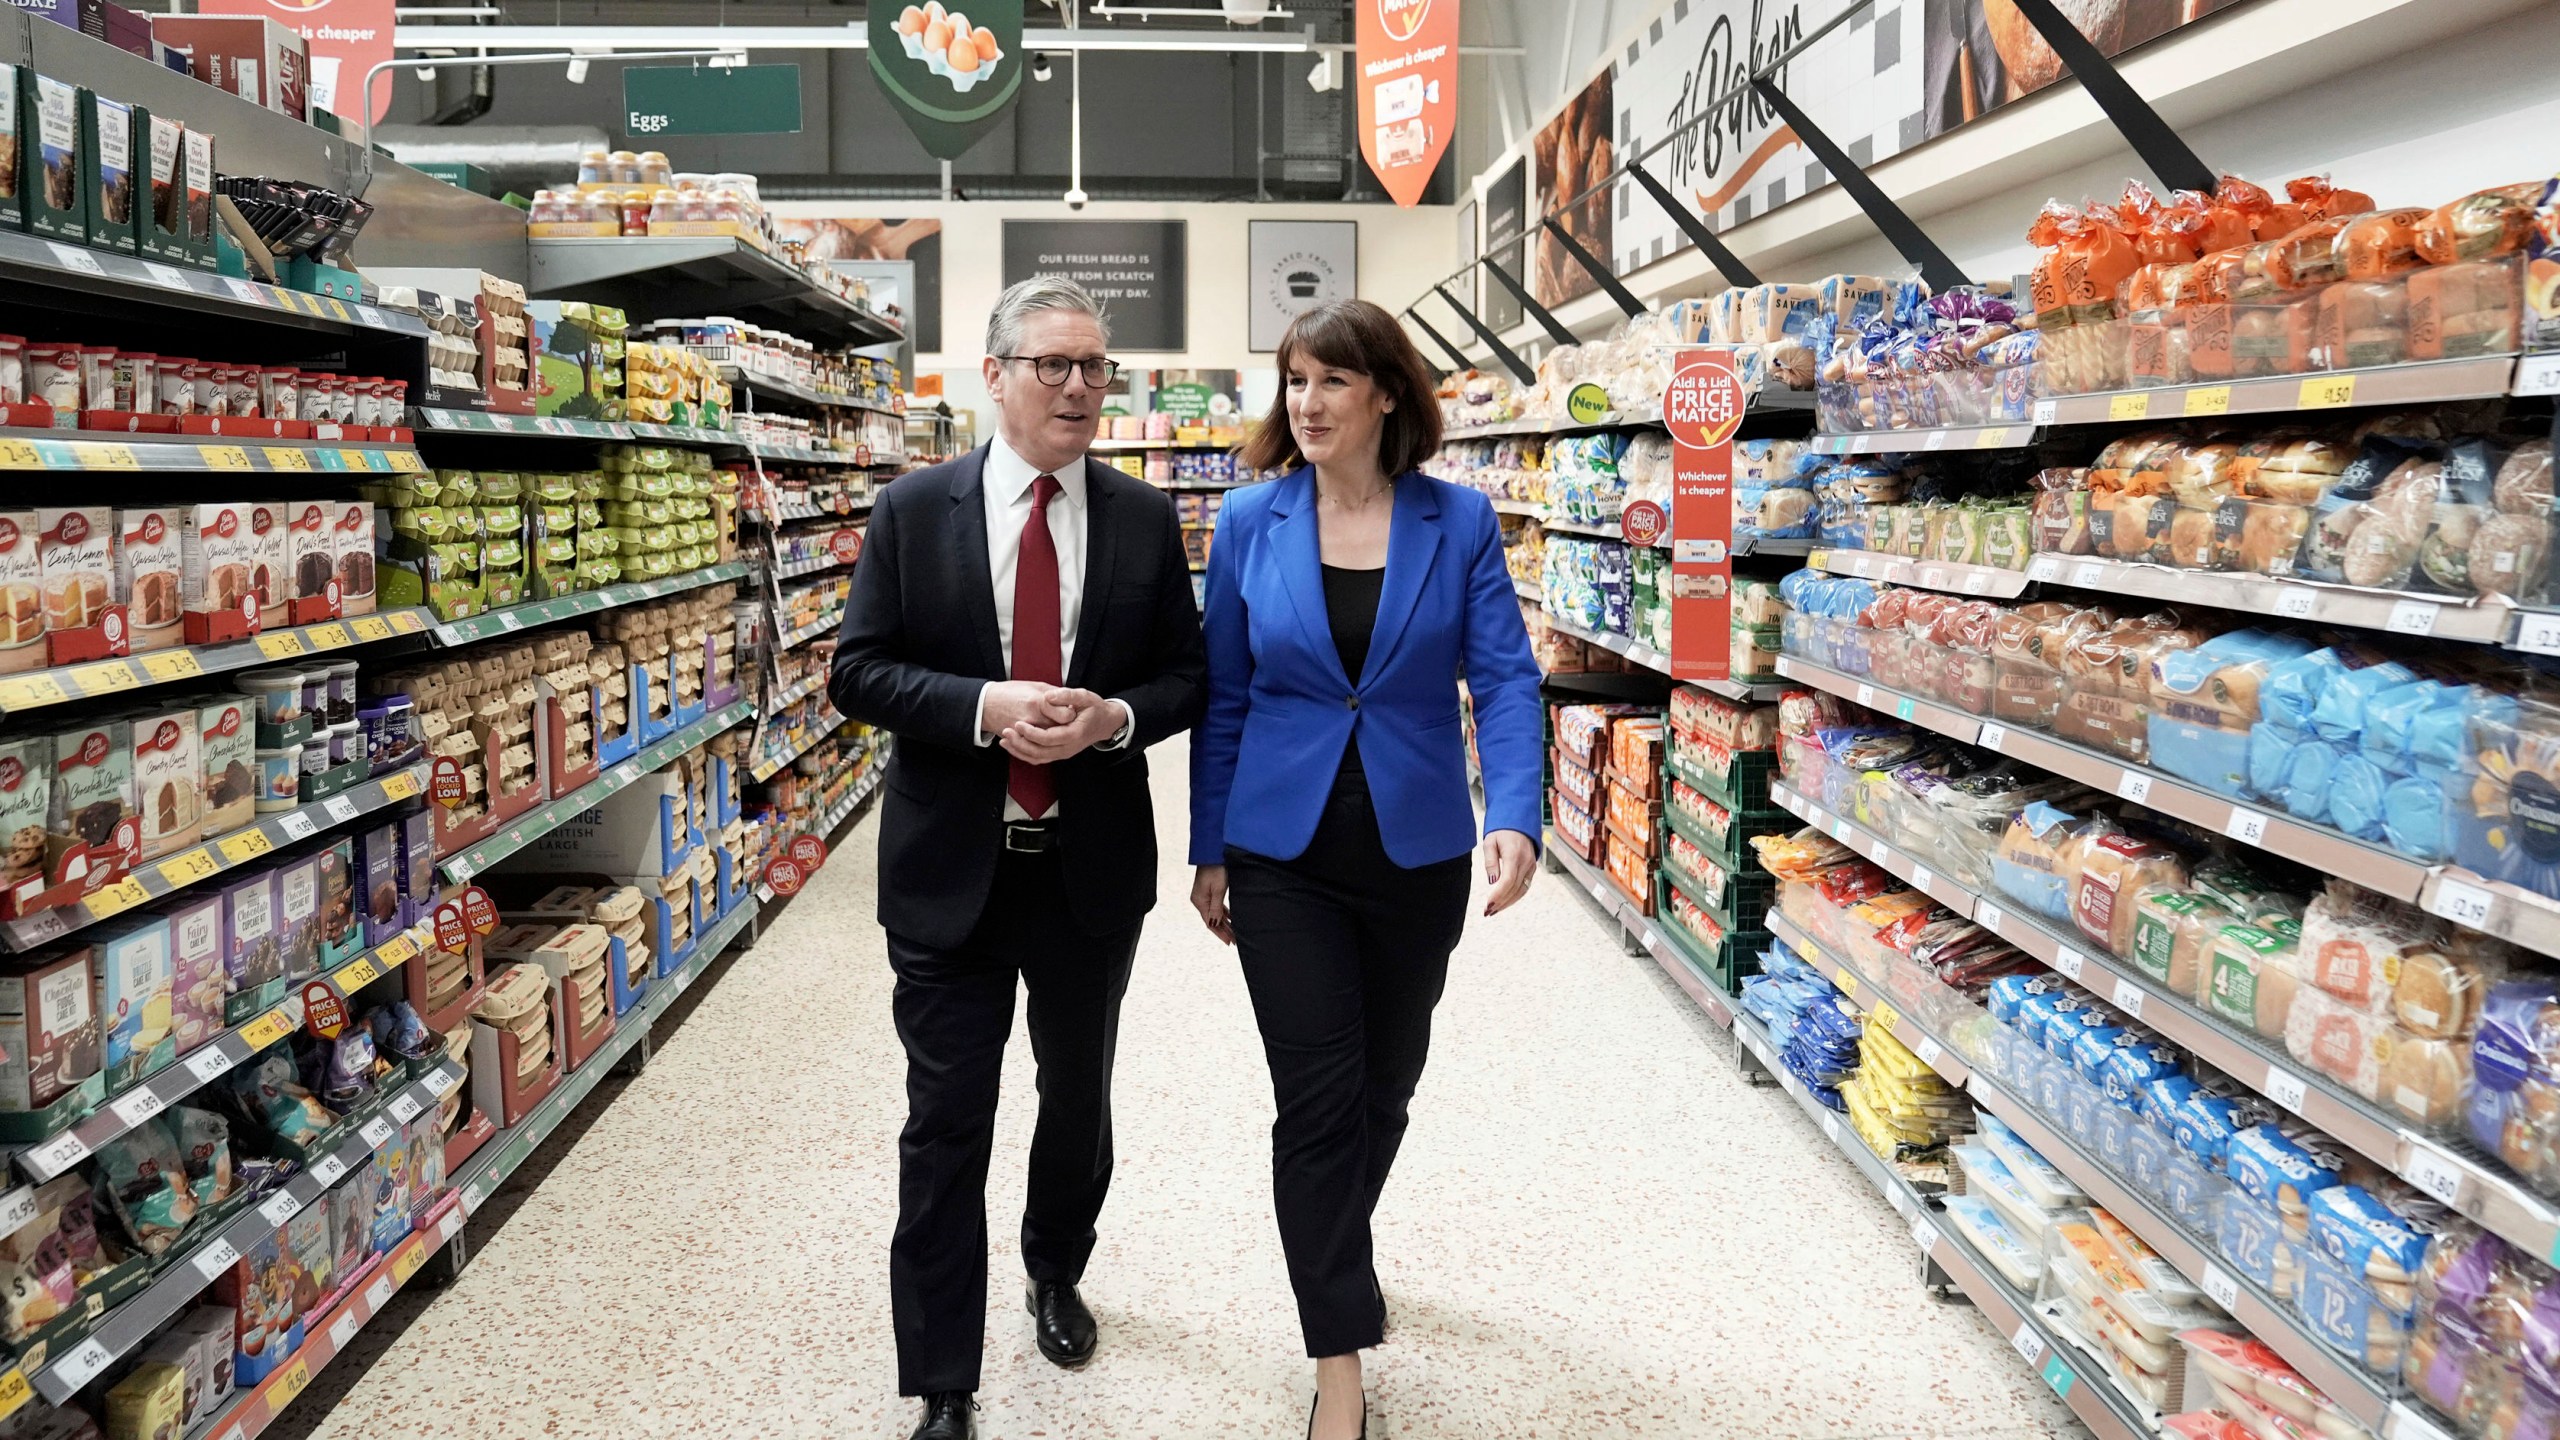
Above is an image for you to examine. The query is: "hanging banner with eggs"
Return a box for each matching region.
[871,1,1025,161]
[1356,0,1458,207]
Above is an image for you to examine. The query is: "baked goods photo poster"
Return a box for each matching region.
[1534,69,1613,310]
[1605,0,2244,277]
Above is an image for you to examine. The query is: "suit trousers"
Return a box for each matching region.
[1227,778,1471,1358]
[886,845,1140,1396]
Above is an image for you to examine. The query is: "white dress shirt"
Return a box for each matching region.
[973,433,1135,820]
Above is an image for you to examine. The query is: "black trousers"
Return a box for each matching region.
[886,845,1140,1396]
[1228,779,1471,1358]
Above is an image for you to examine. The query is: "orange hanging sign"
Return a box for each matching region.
[1664,348,1743,684]
[1356,0,1460,208]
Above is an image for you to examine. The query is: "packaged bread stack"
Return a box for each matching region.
[2040,1209,2232,1409]
[2400,1219,2560,1439]
[1946,1114,2087,1292]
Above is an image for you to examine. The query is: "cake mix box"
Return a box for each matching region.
[218,870,279,1008]
[316,836,356,959]
[0,737,48,908]
[128,704,200,859]
[116,506,184,652]
[163,893,223,1052]
[179,503,258,636]
[36,506,111,649]
[0,66,21,233]
[0,513,40,675]
[46,719,134,889]
[246,503,288,629]
[356,822,400,944]
[24,72,84,243]
[332,501,376,616]
[197,695,254,836]
[285,500,335,614]
[272,851,320,980]
[0,947,100,1110]
[140,111,182,262]
[91,913,172,1088]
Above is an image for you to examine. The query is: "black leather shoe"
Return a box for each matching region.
[1026,1281,1098,1368]
[910,1392,975,1440]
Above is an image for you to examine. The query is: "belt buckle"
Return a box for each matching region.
[1004,823,1048,853]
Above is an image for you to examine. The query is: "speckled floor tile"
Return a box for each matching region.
[301,737,2087,1439]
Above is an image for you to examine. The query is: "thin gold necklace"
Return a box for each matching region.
[1321,478,1393,510]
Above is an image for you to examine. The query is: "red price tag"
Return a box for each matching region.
[302,978,350,1038]
[828,528,862,566]
[434,900,470,955]
[462,885,499,935]
[430,755,468,808]
[788,833,828,872]
[764,856,807,897]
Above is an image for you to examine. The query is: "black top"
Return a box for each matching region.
[1322,563,1385,789]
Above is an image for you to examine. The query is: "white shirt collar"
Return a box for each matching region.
[986,433,1087,509]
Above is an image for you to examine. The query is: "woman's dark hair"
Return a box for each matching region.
[1239,299,1445,477]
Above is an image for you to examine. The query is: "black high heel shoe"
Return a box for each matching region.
[1305,1392,1367,1440]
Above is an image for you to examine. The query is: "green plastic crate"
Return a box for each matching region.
[1654,872,1770,995]
[1666,742,1782,817]
[1662,799,1791,869]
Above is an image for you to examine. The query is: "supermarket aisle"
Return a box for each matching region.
[302,737,2082,1440]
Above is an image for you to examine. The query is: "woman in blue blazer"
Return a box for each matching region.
[1189,300,1544,1440]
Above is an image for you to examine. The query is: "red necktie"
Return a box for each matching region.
[1008,473,1064,818]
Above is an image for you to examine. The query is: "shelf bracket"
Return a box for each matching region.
[2005,0,2215,194]
[1748,77,1970,292]
[1623,160,1760,287]
[1539,216,1644,319]
[1431,285,1536,387]
[1479,257,1578,349]
[1402,310,1477,376]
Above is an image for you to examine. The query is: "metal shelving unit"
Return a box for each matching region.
[525,237,903,347]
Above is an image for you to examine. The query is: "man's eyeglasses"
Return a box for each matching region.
[1000,354,1120,387]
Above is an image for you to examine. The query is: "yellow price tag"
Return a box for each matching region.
[2107,392,2151,421]
[350,616,393,642]
[0,1365,33,1421]
[238,1009,294,1050]
[69,662,138,695]
[1974,427,2013,448]
[139,651,202,683]
[0,441,37,470]
[388,450,425,473]
[201,445,252,471]
[1834,968,1858,1000]
[306,623,351,651]
[391,1242,425,1284]
[338,449,370,472]
[325,297,352,322]
[217,829,274,864]
[390,612,427,634]
[263,447,313,472]
[380,770,421,801]
[256,632,308,659]
[1807,549,1830,568]
[2183,386,2232,417]
[2298,374,2357,409]
[376,934,417,967]
[1869,999,1902,1035]
[71,443,138,470]
[0,674,67,711]
[333,957,380,991]
[156,850,219,888]
[86,877,149,918]
[267,1357,311,1407]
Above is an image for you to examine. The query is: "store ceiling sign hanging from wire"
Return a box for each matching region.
[1356,0,1457,207]
[869,0,1026,160]
[622,60,803,136]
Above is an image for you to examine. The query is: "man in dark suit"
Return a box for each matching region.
[830,276,1206,1440]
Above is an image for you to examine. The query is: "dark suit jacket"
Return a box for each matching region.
[828,445,1207,949]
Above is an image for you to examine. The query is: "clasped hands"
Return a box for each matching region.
[981,680,1122,764]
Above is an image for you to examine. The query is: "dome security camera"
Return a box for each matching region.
[1064,187,1088,211]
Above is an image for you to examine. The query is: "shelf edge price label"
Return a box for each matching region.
[2263,1065,2309,1114]
[1975,723,2007,753]
[51,1338,112,1390]
[2275,586,2319,620]
[310,1154,347,1188]
[2517,353,2560,398]
[2108,392,2151,421]
[25,1131,88,1177]
[2299,373,2358,409]
[2051,945,2086,981]
[2010,1321,2047,1366]
[2516,612,2560,656]
[1909,1217,1940,1255]
[139,650,201,683]
[2431,876,2497,931]
[2116,770,2153,805]
[184,1046,235,1082]
[2225,808,2270,845]
[329,1309,361,1350]
[366,1275,395,1311]
[1975,901,2005,934]
[108,1086,166,1128]
[2401,1137,2471,1208]
[263,447,313,472]
[218,829,274,864]
[2388,1402,2461,1440]
[269,1357,312,1408]
[2184,386,2232,416]
[2199,1261,2241,1310]
[189,1236,242,1280]
[260,1190,303,1227]
[2111,978,2147,1019]
[1915,1036,1944,1071]
[2388,599,2442,637]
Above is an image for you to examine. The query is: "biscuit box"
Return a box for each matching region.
[47,719,136,889]
[0,513,41,676]
[247,503,288,629]
[0,947,102,1111]
[163,893,223,1053]
[180,503,261,642]
[129,704,201,860]
[0,737,48,908]
[91,913,172,1089]
[333,501,376,616]
[198,694,255,836]
[116,506,185,652]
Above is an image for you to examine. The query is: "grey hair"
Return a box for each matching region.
[985,275,1112,357]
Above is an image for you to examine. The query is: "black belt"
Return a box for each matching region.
[1004,821,1058,853]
